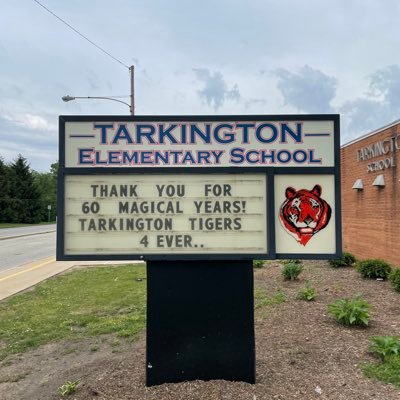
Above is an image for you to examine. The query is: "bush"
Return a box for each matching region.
[329,258,346,268]
[343,252,357,265]
[356,259,392,279]
[389,269,400,292]
[282,263,303,281]
[369,336,400,361]
[329,252,356,268]
[58,380,79,396]
[253,260,264,269]
[297,285,317,301]
[328,295,371,326]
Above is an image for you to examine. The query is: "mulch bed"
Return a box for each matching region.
[1,260,399,399]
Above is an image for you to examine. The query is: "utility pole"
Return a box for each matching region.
[130,65,135,115]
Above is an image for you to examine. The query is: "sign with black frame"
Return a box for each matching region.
[57,115,341,261]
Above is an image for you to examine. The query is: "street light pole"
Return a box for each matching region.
[130,65,135,116]
[62,65,135,115]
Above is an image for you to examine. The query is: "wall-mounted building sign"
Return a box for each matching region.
[57,115,341,260]
[357,134,400,172]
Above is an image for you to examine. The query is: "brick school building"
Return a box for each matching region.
[341,119,400,266]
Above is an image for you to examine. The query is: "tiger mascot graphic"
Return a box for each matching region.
[279,184,332,246]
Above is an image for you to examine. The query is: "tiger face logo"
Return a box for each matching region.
[279,185,332,246]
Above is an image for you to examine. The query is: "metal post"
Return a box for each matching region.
[130,65,135,115]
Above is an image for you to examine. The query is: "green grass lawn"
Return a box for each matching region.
[0,269,285,361]
[0,222,56,229]
[362,357,400,388]
[0,264,146,360]
[0,263,398,390]
[254,286,286,309]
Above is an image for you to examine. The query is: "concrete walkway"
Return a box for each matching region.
[0,257,71,300]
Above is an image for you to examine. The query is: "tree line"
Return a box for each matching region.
[0,155,58,224]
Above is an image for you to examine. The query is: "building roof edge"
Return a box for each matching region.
[341,118,400,149]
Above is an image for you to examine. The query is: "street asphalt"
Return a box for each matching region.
[0,224,139,301]
[0,223,56,240]
[0,230,56,273]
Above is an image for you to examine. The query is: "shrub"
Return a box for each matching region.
[343,252,357,265]
[389,269,400,292]
[58,380,79,396]
[328,295,371,326]
[369,336,400,361]
[282,263,303,281]
[297,285,317,301]
[329,252,356,268]
[329,258,346,268]
[356,259,392,279]
[253,260,264,269]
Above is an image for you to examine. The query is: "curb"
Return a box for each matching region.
[0,230,56,241]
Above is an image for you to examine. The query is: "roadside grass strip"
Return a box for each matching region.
[0,264,146,360]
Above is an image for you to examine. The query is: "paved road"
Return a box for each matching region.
[0,231,56,273]
[0,225,141,300]
[0,224,56,239]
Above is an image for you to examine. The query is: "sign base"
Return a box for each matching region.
[146,260,255,386]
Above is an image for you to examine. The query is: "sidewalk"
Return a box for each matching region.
[0,257,69,300]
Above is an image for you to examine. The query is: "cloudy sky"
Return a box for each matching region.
[1,0,400,171]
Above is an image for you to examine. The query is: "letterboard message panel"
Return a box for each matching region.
[58,115,341,261]
[64,174,267,256]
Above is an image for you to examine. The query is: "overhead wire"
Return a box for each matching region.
[33,0,130,70]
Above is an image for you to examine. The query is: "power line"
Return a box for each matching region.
[33,0,129,69]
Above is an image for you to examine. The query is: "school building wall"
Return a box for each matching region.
[341,120,400,266]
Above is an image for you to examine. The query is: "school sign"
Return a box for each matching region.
[57,115,341,261]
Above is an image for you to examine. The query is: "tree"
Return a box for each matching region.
[10,155,42,223]
[0,158,13,222]
[34,162,58,222]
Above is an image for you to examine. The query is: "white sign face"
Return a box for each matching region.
[274,175,336,254]
[64,120,335,168]
[64,174,267,255]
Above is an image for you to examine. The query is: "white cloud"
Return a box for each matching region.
[340,65,400,141]
[193,68,240,110]
[3,113,57,132]
[274,66,337,113]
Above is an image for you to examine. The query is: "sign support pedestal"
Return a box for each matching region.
[146,260,255,386]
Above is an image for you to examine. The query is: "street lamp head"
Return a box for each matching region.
[62,95,75,102]
[61,93,131,111]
